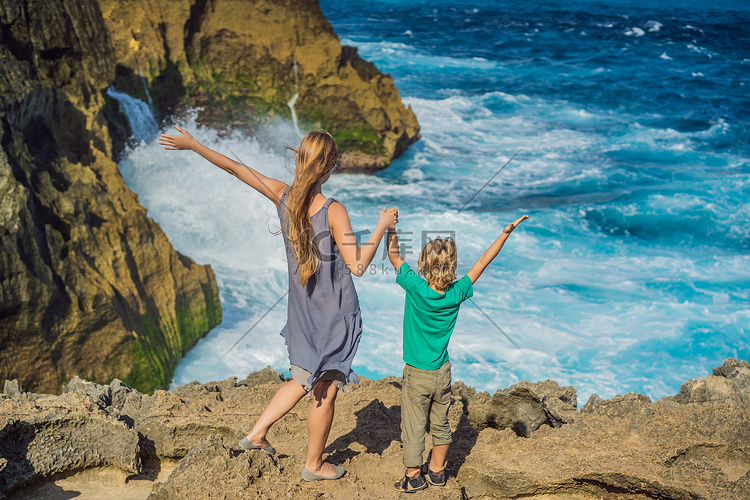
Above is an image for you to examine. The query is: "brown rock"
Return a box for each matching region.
[3,363,750,500]
[583,392,652,417]
[467,380,578,436]
[99,0,420,172]
[0,390,141,497]
[237,366,285,387]
[0,0,222,395]
[146,435,282,500]
[672,357,750,409]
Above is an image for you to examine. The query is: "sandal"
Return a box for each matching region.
[420,463,447,487]
[394,471,427,492]
[238,436,276,456]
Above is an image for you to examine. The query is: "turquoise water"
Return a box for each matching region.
[118,0,749,403]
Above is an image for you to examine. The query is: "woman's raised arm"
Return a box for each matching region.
[159,125,288,206]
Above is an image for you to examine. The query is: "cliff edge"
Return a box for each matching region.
[1,359,749,499]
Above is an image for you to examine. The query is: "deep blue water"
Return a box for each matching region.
[118,0,749,403]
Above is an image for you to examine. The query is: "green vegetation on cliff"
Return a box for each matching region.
[100,0,420,172]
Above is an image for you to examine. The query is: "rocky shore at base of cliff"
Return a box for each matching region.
[1,358,749,500]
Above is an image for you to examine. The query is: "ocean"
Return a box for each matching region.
[116,0,749,404]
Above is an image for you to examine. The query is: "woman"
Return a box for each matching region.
[159,127,397,480]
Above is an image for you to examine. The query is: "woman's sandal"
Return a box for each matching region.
[394,471,427,492]
[420,463,447,487]
[238,436,276,456]
[301,464,346,481]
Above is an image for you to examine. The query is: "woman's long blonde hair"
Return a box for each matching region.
[418,238,457,292]
[284,130,338,286]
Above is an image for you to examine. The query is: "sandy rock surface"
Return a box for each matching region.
[1,358,749,499]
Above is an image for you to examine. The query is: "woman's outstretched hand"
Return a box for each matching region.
[158,125,196,151]
[503,214,529,234]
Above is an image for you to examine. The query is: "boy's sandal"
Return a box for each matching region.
[420,463,447,487]
[394,472,427,493]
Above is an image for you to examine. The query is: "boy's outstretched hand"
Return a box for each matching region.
[503,215,529,234]
[158,125,196,151]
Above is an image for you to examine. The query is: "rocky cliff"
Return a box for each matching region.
[0,0,222,395]
[1,359,749,499]
[99,0,420,172]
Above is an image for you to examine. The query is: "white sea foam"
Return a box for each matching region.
[339,37,500,71]
[687,43,714,58]
[645,21,662,32]
[660,52,672,60]
[625,27,645,37]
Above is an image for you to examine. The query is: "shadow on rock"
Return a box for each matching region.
[446,412,479,478]
[324,399,401,464]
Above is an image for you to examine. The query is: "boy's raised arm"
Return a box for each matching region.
[387,227,405,272]
[466,215,528,284]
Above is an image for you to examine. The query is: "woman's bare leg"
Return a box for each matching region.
[304,379,339,475]
[246,380,307,446]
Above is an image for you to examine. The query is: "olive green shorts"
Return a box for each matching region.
[401,360,453,468]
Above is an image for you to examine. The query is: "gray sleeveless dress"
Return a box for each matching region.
[277,188,362,391]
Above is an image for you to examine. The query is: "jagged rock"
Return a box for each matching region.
[62,376,139,420]
[714,357,750,407]
[63,376,113,409]
[3,363,750,499]
[584,392,652,418]
[147,436,282,500]
[2,381,22,397]
[467,380,578,436]
[109,378,138,411]
[99,0,420,172]
[0,391,141,497]
[0,0,222,395]
[672,358,750,409]
[121,388,243,460]
[457,382,750,500]
[714,357,750,380]
[581,393,602,413]
[237,366,285,387]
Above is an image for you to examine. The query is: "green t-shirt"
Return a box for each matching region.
[396,262,474,370]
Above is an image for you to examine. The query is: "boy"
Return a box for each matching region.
[388,215,528,492]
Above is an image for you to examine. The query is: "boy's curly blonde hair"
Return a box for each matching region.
[418,238,457,292]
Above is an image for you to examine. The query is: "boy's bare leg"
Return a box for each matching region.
[246,380,307,446]
[305,379,339,476]
[429,444,449,472]
[406,466,421,477]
